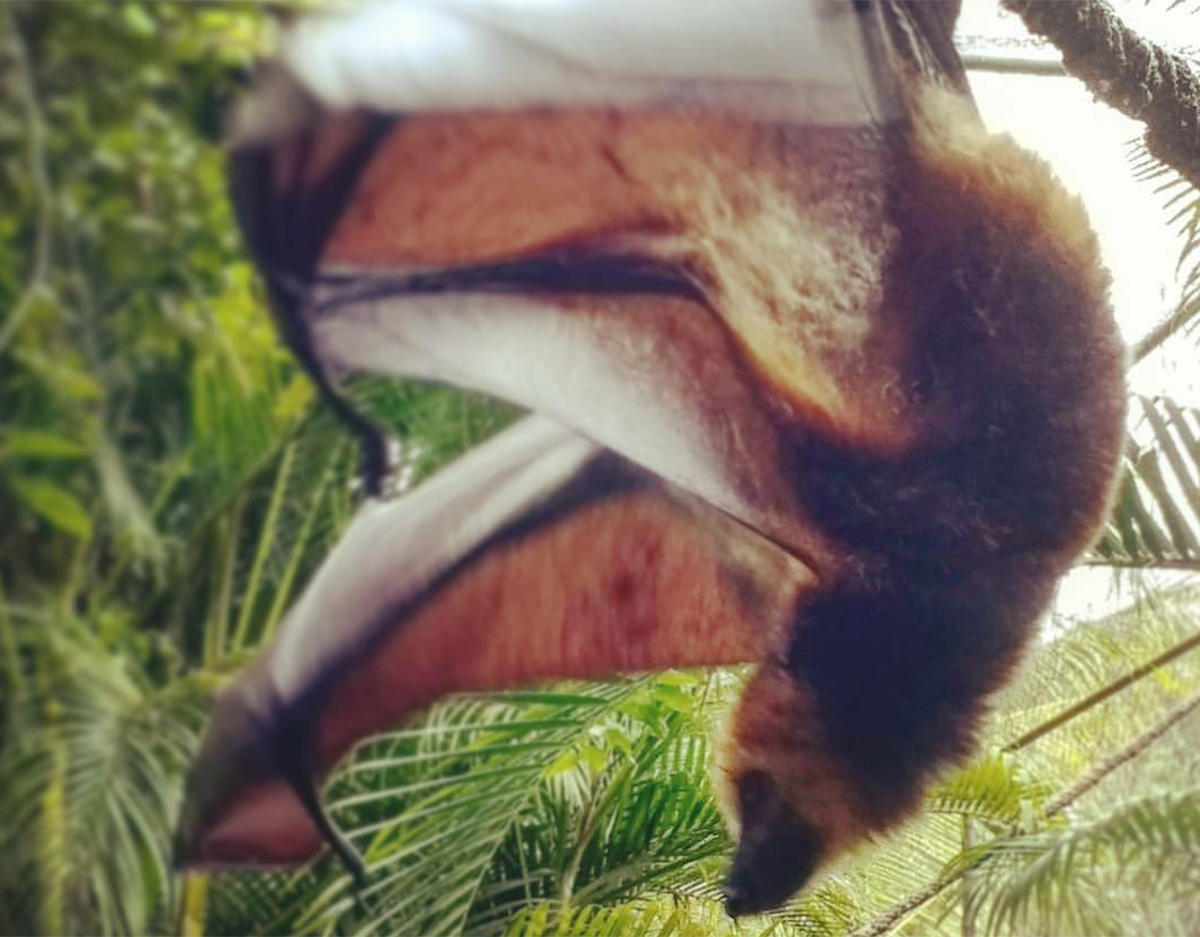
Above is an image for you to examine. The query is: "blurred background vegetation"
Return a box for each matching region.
[0,3,1197,936]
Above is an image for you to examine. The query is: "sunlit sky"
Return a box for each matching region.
[956,0,1200,620]
[962,0,1198,405]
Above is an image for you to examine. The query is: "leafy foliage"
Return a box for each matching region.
[1126,136,1200,362]
[1095,398,1200,567]
[957,787,1200,937]
[0,4,508,932]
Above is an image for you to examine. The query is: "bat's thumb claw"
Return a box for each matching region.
[354,433,407,499]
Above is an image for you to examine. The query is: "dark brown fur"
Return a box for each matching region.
[721,85,1126,912]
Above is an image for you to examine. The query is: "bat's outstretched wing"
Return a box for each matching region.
[175,416,810,869]
[177,0,972,877]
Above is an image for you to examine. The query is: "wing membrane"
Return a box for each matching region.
[175,418,810,869]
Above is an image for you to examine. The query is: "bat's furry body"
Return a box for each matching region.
[717,84,1125,911]
[176,0,1126,917]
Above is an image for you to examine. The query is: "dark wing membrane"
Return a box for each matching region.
[892,0,971,96]
[175,417,811,871]
[228,106,393,284]
[229,108,397,491]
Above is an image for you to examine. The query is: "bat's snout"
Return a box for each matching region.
[722,769,825,917]
[722,815,823,917]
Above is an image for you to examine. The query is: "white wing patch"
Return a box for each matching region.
[306,285,814,557]
[263,0,883,125]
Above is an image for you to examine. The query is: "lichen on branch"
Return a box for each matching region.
[1003,0,1200,191]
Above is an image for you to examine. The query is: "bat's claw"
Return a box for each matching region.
[303,360,401,500]
[354,426,394,498]
[353,431,405,499]
[273,715,370,891]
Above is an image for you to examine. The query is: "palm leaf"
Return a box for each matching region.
[1125,137,1200,362]
[1091,398,1200,569]
[957,787,1200,936]
[0,617,206,935]
[926,755,1049,826]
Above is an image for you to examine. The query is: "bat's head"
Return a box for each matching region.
[721,768,825,917]
[716,664,872,917]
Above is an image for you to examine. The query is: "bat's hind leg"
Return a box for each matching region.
[273,713,369,889]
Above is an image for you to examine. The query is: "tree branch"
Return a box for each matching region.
[850,691,1200,937]
[1082,557,1200,572]
[850,632,1200,937]
[1002,629,1200,753]
[1131,304,1199,363]
[1042,692,1200,817]
[850,875,956,937]
[1002,0,1200,192]
[961,53,1066,77]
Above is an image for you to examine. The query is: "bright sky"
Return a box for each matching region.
[962,0,1198,405]
[956,0,1200,619]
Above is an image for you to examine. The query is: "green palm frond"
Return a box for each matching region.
[0,617,206,936]
[503,895,750,937]
[3,3,1200,935]
[990,589,1200,753]
[1125,137,1200,362]
[829,586,1200,937]
[956,786,1200,937]
[1093,398,1200,569]
[775,878,866,937]
[281,681,661,935]
[926,755,1048,826]
[203,673,744,936]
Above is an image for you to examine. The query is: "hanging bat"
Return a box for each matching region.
[174,0,1127,917]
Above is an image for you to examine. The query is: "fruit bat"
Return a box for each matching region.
[174,0,1127,917]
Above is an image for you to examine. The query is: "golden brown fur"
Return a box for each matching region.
[717,81,1125,910]
[319,86,1125,904]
